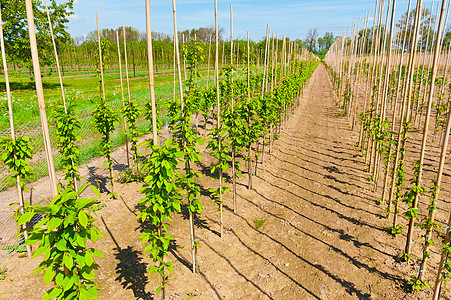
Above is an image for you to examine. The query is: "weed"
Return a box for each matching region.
[254,218,267,230]
[0,268,7,281]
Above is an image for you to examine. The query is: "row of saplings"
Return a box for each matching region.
[327,58,451,292]
[1,40,319,299]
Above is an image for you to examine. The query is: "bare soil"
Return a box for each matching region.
[0,64,450,300]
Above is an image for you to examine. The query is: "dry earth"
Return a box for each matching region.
[0,63,450,300]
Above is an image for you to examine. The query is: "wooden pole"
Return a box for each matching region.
[381,0,413,207]
[44,1,66,112]
[25,0,58,198]
[207,35,212,88]
[389,0,423,228]
[145,0,158,144]
[0,7,32,258]
[405,0,447,257]
[214,0,223,239]
[116,30,130,169]
[96,14,115,195]
[433,211,451,299]
[172,0,184,111]
[122,23,132,166]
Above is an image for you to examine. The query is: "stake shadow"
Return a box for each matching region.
[230,207,376,299]
[86,166,110,194]
[101,217,153,300]
[168,247,222,299]
[257,168,381,221]
[199,237,275,299]
[178,204,220,237]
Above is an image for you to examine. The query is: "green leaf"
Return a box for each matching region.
[85,251,94,267]
[91,185,101,198]
[79,211,88,228]
[17,211,34,226]
[41,287,62,300]
[43,267,54,285]
[63,252,74,270]
[47,218,63,231]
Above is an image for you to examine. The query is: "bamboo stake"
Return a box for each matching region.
[0,7,32,258]
[45,0,78,191]
[207,35,212,88]
[389,0,423,229]
[96,14,115,195]
[145,0,158,144]
[247,31,253,190]
[373,0,396,192]
[381,0,413,207]
[415,0,448,281]
[172,0,184,111]
[122,23,132,167]
[214,0,223,239]
[261,24,270,97]
[25,0,58,198]
[116,30,130,169]
[44,1,66,112]
[230,5,237,213]
[405,0,447,256]
[433,210,451,299]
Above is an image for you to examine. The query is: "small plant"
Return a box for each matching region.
[117,164,147,183]
[2,243,27,254]
[187,290,198,299]
[254,218,267,230]
[387,224,403,237]
[0,267,7,281]
[408,275,429,291]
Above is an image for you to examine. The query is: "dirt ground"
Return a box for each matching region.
[1,63,450,299]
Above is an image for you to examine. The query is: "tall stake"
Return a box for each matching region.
[96,14,115,195]
[45,0,78,191]
[44,1,66,112]
[25,0,58,197]
[123,23,132,165]
[172,0,184,111]
[230,5,237,213]
[214,0,223,238]
[405,0,447,258]
[0,7,32,258]
[146,0,158,144]
[207,35,212,88]
[116,30,130,169]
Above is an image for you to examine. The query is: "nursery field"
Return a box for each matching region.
[2,0,451,299]
[2,64,447,300]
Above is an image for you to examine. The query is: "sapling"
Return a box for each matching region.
[0,136,33,256]
[122,100,141,168]
[18,183,104,300]
[93,103,118,199]
[51,101,81,189]
[169,38,205,273]
[137,138,182,296]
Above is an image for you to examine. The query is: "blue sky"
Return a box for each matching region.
[66,0,416,41]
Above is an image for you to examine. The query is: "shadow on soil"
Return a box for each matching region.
[101,217,154,300]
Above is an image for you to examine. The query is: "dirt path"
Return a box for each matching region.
[0,63,448,299]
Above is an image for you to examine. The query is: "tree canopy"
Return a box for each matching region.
[1,0,74,69]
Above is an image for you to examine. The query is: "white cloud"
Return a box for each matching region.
[74,0,79,4]
[68,14,81,21]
